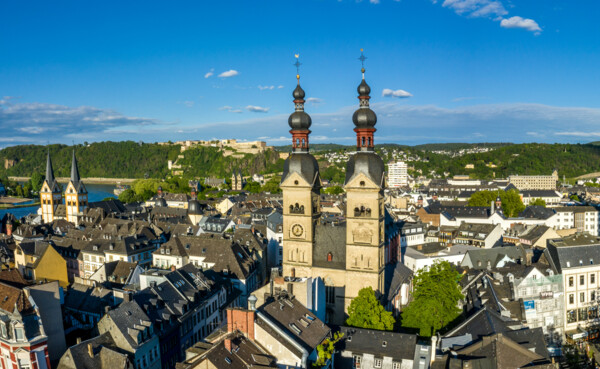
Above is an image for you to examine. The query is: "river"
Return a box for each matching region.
[0,184,117,219]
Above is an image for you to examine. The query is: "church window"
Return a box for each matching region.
[360,181,365,187]
[361,137,365,146]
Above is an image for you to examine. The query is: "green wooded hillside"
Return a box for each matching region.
[0,142,181,179]
[0,142,284,180]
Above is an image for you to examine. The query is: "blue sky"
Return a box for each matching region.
[1,0,599,147]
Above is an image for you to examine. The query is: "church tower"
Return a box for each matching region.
[280,56,321,278]
[344,50,386,306]
[65,150,88,225]
[40,150,62,223]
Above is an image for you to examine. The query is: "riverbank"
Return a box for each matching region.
[0,201,40,209]
[0,196,33,205]
[9,176,138,185]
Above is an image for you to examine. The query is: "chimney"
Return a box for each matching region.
[87,343,94,358]
[76,337,82,344]
[104,305,111,314]
[170,265,176,272]
[287,283,294,297]
[291,268,296,278]
[224,338,232,353]
[6,223,12,236]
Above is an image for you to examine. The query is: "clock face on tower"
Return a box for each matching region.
[291,224,304,237]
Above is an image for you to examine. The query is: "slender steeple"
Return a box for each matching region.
[70,150,81,184]
[45,149,55,186]
[288,54,312,153]
[352,49,377,152]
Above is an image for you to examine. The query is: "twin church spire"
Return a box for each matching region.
[286,50,378,153]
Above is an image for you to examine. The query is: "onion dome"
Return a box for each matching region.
[293,84,305,100]
[357,79,371,96]
[352,78,377,129]
[288,84,312,130]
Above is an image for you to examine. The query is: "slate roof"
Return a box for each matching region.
[426,202,491,219]
[259,296,330,353]
[89,199,128,214]
[281,153,321,186]
[339,326,417,361]
[518,206,556,219]
[103,301,153,350]
[313,223,346,270]
[448,332,552,368]
[57,332,130,369]
[384,262,413,303]
[462,246,526,270]
[554,205,598,213]
[520,190,561,198]
[545,234,600,273]
[64,283,113,315]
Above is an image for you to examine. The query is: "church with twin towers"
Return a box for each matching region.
[281,53,393,324]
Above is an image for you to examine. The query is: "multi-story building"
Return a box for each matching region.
[496,264,564,341]
[545,233,600,341]
[554,206,599,235]
[0,279,51,369]
[387,161,408,188]
[81,235,156,278]
[508,170,558,190]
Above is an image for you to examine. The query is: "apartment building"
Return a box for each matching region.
[554,206,599,235]
[388,161,408,188]
[545,233,600,341]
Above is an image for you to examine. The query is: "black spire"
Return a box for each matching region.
[70,150,81,183]
[352,49,377,130]
[45,149,55,186]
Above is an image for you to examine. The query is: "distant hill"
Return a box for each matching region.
[0,142,283,180]
[413,142,513,151]
[3,141,600,181]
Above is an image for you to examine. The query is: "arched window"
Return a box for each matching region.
[327,252,333,262]
[361,137,366,146]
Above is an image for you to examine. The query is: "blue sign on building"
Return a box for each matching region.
[524,300,535,310]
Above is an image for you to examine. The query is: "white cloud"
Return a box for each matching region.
[180,101,195,108]
[258,85,275,90]
[500,16,542,33]
[246,105,270,113]
[437,0,542,34]
[370,0,380,3]
[218,70,239,78]
[204,68,214,78]
[278,85,284,89]
[555,131,600,137]
[306,97,323,104]
[219,106,243,113]
[382,89,413,98]
[442,0,507,18]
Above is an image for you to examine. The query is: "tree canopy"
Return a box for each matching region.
[401,260,464,337]
[346,287,395,331]
[312,332,344,368]
[468,189,525,217]
[529,198,546,207]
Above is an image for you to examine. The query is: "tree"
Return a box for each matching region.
[346,287,395,331]
[529,198,546,207]
[324,186,344,195]
[118,189,138,203]
[244,181,261,193]
[468,189,525,217]
[312,332,344,368]
[30,172,44,192]
[401,260,464,337]
[261,176,282,194]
